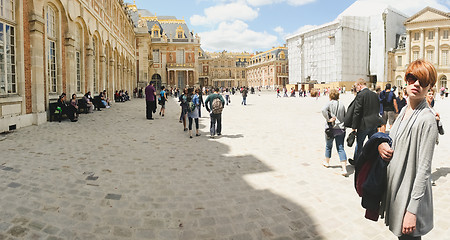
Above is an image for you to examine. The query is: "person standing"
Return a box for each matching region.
[348,78,382,165]
[205,87,225,138]
[198,88,205,118]
[242,87,248,105]
[187,88,201,138]
[380,83,398,132]
[224,88,230,105]
[322,89,347,175]
[159,86,167,117]
[379,60,439,240]
[145,82,156,120]
[179,88,188,131]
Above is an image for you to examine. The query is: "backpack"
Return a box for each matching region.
[188,101,196,113]
[380,91,394,105]
[212,97,223,114]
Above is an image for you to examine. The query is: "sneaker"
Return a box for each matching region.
[322,161,330,168]
[341,169,348,176]
[190,136,193,139]
[217,133,221,136]
[184,128,188,131]
[210,135,215,139]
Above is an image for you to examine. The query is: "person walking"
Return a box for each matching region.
[205,87,225,138]
[277,88,281,98]
[242,87,248,105]
[179,88,188,131]
[348,78,382,165]
[159,86,167,117]
[187,88,201,138]
[378,60,439,240]
[198,88,205,118]
[145,82,156,120]
[224,88,230,105]
[322,89,347,175]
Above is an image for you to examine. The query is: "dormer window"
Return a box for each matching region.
[151,24,160,38]
[176,26,184,38]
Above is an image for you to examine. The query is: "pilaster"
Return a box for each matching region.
[65,35,76,94]
[29,13,46,114]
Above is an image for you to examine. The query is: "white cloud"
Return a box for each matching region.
[274,26,284,34]
[246,0,316,6]
[198,20,279,52]
[284,24,317,38]
[359,0,449,15]
[190,2,259,26]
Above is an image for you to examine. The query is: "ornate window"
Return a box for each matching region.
[444,30,449,40]
[414,32,419,41]
[440,75,447,89]
[426,50,434,63]
[176,26,184,39]
[413,51,419,61]
[152,49,159,63]
[151,24,160,38]
[397,56,402,66]
[442,50,448,66]
[47,6,58,93]
[428,31,434,40]
[176,49,184,64]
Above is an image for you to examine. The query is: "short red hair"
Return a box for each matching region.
[405,59,437,88]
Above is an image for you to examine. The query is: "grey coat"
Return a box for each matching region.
[322,100,346,130]
[381,99,438,237]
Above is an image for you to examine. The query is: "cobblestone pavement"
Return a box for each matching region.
[1,92,449,240]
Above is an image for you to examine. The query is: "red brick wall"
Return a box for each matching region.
[23,0,32,114]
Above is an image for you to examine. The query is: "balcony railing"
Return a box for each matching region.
[167,63,195,68]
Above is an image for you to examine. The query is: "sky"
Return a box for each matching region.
[133,0,450,53]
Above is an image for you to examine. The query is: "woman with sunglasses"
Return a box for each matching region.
[378,60,439,240]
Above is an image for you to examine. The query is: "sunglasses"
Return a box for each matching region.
[405,73,429,88]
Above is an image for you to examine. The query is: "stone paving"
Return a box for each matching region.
[0,91,449,240]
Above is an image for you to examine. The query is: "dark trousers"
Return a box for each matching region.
[399,235,421,240]
[189,117,199,130]
[353,128,377,163]
[210,113,222,136]
[146,100,155,119]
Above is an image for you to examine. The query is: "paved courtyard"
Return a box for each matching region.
[1,91,450,240]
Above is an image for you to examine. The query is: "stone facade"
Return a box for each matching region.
[0,0,137,132]
[391,7,450,90]
[246,47,288,89]
[127,5,201,90]
[198,51,252,88]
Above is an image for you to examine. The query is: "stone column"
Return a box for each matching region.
[86,43,94,93]
[29,13,47,124]
[109,58,115,95]
[435,28,439,65]
[100,54,106,92]
[420,29,425,59]
[405,30,411,64]
[65,35,76,95]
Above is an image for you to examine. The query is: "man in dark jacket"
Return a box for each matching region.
[349,78,382,165]
[145,82,156,120]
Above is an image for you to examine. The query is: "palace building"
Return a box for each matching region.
[127,4,201,90]
[390,7,450,89]
[198,51,252,88]
[246,47,288,89]
[0,0,137,132]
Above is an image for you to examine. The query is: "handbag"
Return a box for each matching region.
[347,130,356,147]
[325,102,338,140]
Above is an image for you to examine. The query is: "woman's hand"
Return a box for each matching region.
[402,211,417,235]
[435,112,440,121]
[328,117,336,123]
[378,142,393,161]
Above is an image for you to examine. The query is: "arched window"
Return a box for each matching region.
[176,26,184,39]
[0,0,16,94]
[440,75,447,89]
[47,5,58,93]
